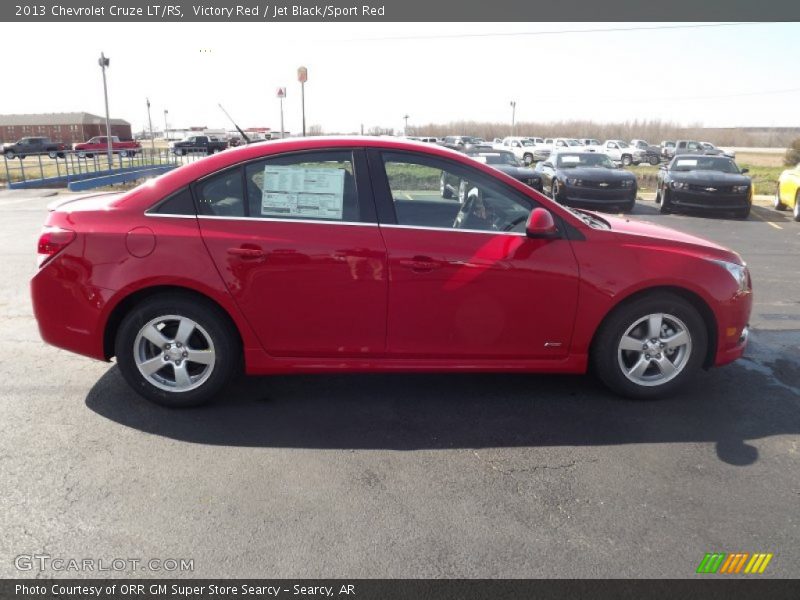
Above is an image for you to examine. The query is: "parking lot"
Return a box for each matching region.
[0,188,798,578]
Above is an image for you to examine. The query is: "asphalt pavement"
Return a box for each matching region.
[0,189,798,578]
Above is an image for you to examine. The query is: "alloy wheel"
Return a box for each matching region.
[617,312,692,387]
[133,314,216,393]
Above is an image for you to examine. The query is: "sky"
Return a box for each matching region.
[0,21,798,134]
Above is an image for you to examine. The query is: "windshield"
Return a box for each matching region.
[519,140,533,146]
[556,153,616,169]
[616,141,629,148]
[671,156,740,173]
[475,152,520,166]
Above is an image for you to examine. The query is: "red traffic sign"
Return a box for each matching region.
[276,87,286,98]
[297,66,308,83]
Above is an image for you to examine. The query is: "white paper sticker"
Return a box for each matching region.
[560,155,581,164]
[675,159,698,168]
[261,165,346,219]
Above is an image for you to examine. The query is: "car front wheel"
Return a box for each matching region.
[592,293,707,399]
[5,151,15,159]
[621,155,632,166]
[115,294,239,407]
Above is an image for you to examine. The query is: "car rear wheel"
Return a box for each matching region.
[440,174,453,199]
[648,155,660,166]
[120,150,129,157]
[523,153,533,165]
[621,155,632,166]
[773,190,786,211]
[592,293,707,399]
[115,294,240,407]
[794,192,800,222]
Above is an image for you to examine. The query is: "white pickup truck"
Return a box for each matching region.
[599,140,646,166]
[493,136,549,164]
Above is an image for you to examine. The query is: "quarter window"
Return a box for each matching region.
[244,151,360,222]
[381,152,534,233]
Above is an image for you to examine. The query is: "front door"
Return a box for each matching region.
[196,149,388,357]
[370,150,580,360]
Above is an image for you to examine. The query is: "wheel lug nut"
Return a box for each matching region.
[182,351,188,357]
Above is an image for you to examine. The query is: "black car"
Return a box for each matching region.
[441,149,542,202]
[535,152,638,212]
[656,155,752,218]
[441,136,481,151]
[170,135,228,156]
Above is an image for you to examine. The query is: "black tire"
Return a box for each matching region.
[5,150,15,160]
[48,151,58,159]
[115,293,240,408]
[523,153,533,166]
[648,155,660,166]
[773,190,786,211]
[440,174,454,199]
[551,179,564,203]
[120,150,129,158]
[659,188,672,214]
[591,292,708,400]
[621,155,632,167]
[794,191,800,222]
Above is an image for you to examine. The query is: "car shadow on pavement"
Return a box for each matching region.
[85,332,800,466]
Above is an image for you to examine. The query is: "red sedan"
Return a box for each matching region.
[31,137,752,407]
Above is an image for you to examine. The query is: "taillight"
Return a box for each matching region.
[37,226,76,268]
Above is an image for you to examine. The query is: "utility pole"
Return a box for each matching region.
[146,98,155,155]
[403,114,410,135]
[298,66,308,137]
[98,52,113,166]
[164,109,169,142]
[510,100,516,136]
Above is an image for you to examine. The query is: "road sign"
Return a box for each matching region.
[276,87,286,98]
[297,66,308,83]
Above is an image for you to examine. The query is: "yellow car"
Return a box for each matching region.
[775,163,800,221]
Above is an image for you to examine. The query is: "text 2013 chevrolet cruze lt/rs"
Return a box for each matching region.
[31,137,752,407]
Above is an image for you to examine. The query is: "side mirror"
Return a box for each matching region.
[542,162,553,168]
[526,208,559,239]
[741,168,749,174]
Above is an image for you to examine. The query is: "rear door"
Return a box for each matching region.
[369,149,580,360]
[195,148,388,357]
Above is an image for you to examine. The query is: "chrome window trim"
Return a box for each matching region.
[195,215,379,227]
[144,213,197,219]
[380,223,526,237]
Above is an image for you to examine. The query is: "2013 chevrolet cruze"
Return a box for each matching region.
[31,137,752,407]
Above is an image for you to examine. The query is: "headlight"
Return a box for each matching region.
[621,180,634,188]
[732,185,749,194]
[710,259,750,293]
[566,177,582,186]
[671,181,688,190]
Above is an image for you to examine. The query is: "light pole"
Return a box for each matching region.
[98,52,113,166]
[510,101,516,136]
[298,66,308,137]
[163,109,169,142]
[403,114,410,135]
[146,98,155,155]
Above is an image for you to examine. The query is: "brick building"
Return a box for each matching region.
[0,112,133,144]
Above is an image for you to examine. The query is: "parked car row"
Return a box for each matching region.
[660,140,736,160]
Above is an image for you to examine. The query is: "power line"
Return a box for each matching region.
[352,22,771,42]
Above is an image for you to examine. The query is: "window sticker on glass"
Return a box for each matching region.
[471,156,488,163]
[261,165,345,219]
[560,155,581,164]
[676,159,698,168]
